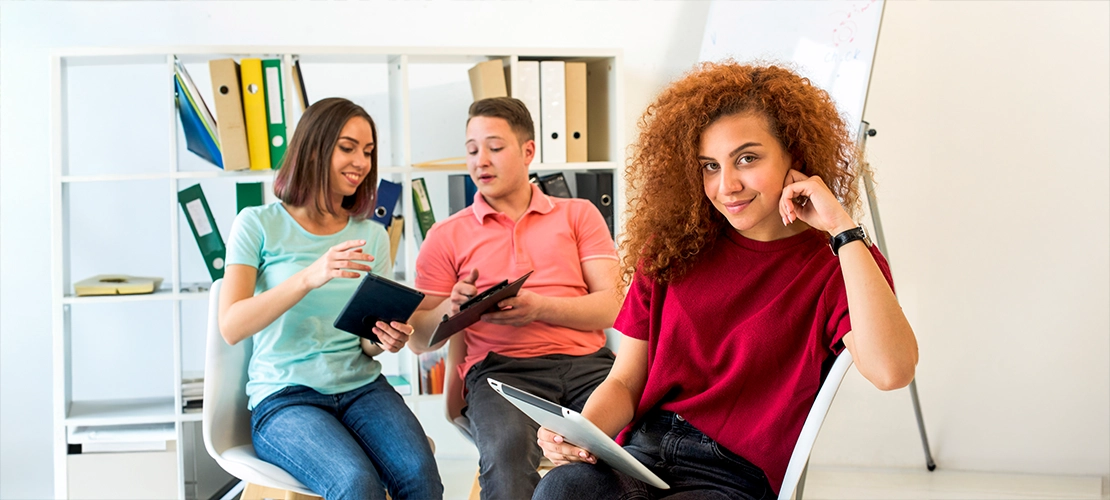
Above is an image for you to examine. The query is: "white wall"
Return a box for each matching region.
[0,1,708,498]
[812,0,1110,480]
[2,1,1107,498]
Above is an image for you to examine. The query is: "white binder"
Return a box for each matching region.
[514,60,543,163]
[539,61,566,164]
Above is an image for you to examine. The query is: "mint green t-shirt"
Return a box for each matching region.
[226,202,391,410]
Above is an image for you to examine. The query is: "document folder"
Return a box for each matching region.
[291,58,309,113]
[262,59,287,169]
[240,58,272,171]
[540,61,567,163]
[448,174,477,216]
[565,62,588,163]
[178,184,226,281]
[576,171,614,237]
[236,182,264,214]
[539,172,573,198]
[468,59,508,101]
[513,60,543,162]
[208,59,250,171]
[372,179,402,227]
[412,178,436,241]
[175,77,222,169]
[428,271,533,347]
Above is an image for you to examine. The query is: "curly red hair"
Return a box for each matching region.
[620,60,867,285]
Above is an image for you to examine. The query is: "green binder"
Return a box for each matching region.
[412,178,437,241]
[261,59,287,169]
[236,182,264,214]
[178,184,226,281]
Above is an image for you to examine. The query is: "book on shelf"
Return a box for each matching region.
[418,348,447,395]
[178,184,226,281]
[387,215,403,266]
[448,174,477,216]
[236,182,264,214]
[261,59,288,169]
[241,58,272,171]
[538,172,573,198]
[208,58,251,171]
[291,58,309,113]
[468,59,508,101]
[386,375,413,396]
[411,178,436,243]
[174,73,223,169]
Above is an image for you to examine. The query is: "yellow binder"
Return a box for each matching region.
[240,58,272,171]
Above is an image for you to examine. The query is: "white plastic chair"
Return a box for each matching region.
[201,279,321,500]
[778,349,854,500]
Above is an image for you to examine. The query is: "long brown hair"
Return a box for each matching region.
[620,61,865,285]
[274,97,378,218]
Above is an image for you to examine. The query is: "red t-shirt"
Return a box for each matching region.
[615,228,893,494]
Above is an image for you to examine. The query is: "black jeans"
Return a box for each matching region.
[464,348,615,500]
[534,410,774,500]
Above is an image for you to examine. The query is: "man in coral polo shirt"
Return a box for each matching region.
[409,97,622,499]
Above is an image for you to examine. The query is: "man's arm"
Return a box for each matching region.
[482,258,623,331]
[409,269,481,353]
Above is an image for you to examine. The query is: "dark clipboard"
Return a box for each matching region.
[428,270,533,347]
[334,273,425,344]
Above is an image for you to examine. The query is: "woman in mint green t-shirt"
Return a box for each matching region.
[219,97,442,500]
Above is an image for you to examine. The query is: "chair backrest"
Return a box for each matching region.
[202,279,254,460]
[777,349,854,500]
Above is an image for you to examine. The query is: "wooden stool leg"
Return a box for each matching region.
[468,468,482,500]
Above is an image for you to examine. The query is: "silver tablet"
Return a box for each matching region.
[487,378,670,489]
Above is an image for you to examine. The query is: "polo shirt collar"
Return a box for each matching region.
[472,182,555,224]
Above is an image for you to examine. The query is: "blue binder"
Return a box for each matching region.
[372,179,402,227]
[175,78,223,168]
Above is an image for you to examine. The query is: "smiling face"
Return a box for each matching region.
[699,112,797,242]
[465,115,535,204]
[329,117,375,203]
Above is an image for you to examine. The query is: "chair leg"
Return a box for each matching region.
[468,468,482,500]
[796,461,809,500]
[240,482,321,500]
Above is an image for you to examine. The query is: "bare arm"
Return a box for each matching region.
[218,239,374,345]
[482,258,623,331]
[837,237,918,390]
[537,336,649,465]
[780,169,918,391]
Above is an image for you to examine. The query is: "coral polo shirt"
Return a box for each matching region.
[415,183,618,381]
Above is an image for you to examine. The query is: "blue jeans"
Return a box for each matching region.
[251,376,443,500]
[464,349,615,500]
[533,410,773,500]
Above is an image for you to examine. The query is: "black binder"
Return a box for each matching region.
[539,172,573,198]
[576,171,614,237]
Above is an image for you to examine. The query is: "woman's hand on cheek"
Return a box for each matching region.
[779,169,856,234]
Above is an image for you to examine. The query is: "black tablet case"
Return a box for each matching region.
[334,273,425,344]
[428,270,533,347]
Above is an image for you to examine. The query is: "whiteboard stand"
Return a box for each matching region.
[857,120,937,472]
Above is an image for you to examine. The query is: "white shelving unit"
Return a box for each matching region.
[51,45,623,498]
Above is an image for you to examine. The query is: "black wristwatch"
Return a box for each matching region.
[829,224,870,256]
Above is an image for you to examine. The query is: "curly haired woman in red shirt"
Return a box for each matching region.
[533,61,919,500]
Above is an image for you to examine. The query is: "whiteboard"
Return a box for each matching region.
[699,0,884,134]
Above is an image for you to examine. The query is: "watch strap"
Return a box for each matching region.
[829,225,867,256]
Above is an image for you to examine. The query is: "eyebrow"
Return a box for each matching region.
[338,136,373,148]
[697,141,762,161]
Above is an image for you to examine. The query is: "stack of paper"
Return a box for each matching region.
[182,373,204,413]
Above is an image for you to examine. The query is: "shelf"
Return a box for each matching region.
[62,284,211,304]
[66,397,177,427]
[61,170,278,183]
[179,412,203,423]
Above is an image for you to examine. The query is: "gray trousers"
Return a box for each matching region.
[464,348,615,500]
